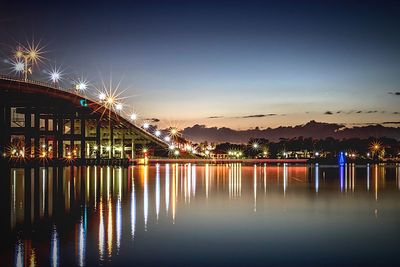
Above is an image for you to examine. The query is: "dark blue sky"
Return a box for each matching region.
[1,0,399,129]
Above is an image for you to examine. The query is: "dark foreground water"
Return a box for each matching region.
[0,163,400,267]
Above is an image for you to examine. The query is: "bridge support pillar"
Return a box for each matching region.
[96,119,101,160]
[0,103,5,156]
[80,118,86,161]
[33,110,40,158]
[109,121,114,158]
[57,115,63,159]
[121,130,125,159]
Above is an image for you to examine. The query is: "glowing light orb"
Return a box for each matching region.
[76,82,87,91]
[174,150,180,156]
[15,50,24,58]
[143,123,150,129]
[106,97,115,104]
[169,144,175,150]
[13,60,25,73]
[115,103,123,111]
[170,128,178,136]
[155,130,161,137]
[99,93,106,101]
[164,136,171,142]
[130,113,137,121]
[252,143,259,149]
[49,67,62,83]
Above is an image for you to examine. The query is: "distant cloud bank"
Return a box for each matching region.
[182,120,400,143]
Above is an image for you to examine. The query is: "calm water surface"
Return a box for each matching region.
[1,163,400,267]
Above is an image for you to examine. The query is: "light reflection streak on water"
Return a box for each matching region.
[14,239,23,267]
[50,226,59,267]
[229,163,241,198]
[11,169,16,230]
[41,168,46,218]
[165,164,170,214]
[228,164,232,198]
[315,164,319,193]
[131,168,136,240]
[172,164,177,223]
[344,165,347,192]
[187,164,192,202]
[397,164,400,190]
[78,209,86,267]
[98,199,104,262]
[238,164,242,197]
[205,164,209,198]
[183,165,187,202]
[94,166,97,210]
[351,164,355,192]
[29,245,36,267]
[263,164,267,195]
[143,165,149,231]
[116,168,122,253]
[192,164,196,197]
[367,164,370,191]
[253,164,257,212]
[107,167,110,201]
[283,163,288,196]
[156,164,160,220]
[86,167,90,204]
[374,164,378,201]
[340,165,344,192]
[107,197,113,257]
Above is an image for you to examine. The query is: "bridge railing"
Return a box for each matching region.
[0,74,169,147]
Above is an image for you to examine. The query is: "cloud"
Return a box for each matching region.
[382,121,400,124]
[329,110,383,115]
[393,112,400,114]
[347,121,400,126]
[240,114,277,118]
[208,116,223,119]
[388,92,400,95]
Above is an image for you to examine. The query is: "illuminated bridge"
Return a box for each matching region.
[0,76,169,165]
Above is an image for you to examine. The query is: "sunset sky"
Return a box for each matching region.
[1,0,399,129]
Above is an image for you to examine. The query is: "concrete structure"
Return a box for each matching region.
[0,76,168,165]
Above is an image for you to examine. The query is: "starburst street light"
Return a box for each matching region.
[130,113,137,121]
[74,77,88,91]
[11,59,25,74]
[170,127,178,136]
[143,122,150,129]
[48,65,63,84]
[93,77,130,121]
[13,40,46,81]
[252,143,259,149]
[155,130,161,137]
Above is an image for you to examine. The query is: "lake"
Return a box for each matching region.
[1,163,400,266]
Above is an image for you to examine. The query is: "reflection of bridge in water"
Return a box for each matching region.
[0,76,169,165]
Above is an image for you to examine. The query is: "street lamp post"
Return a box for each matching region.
[15,48,36,82]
